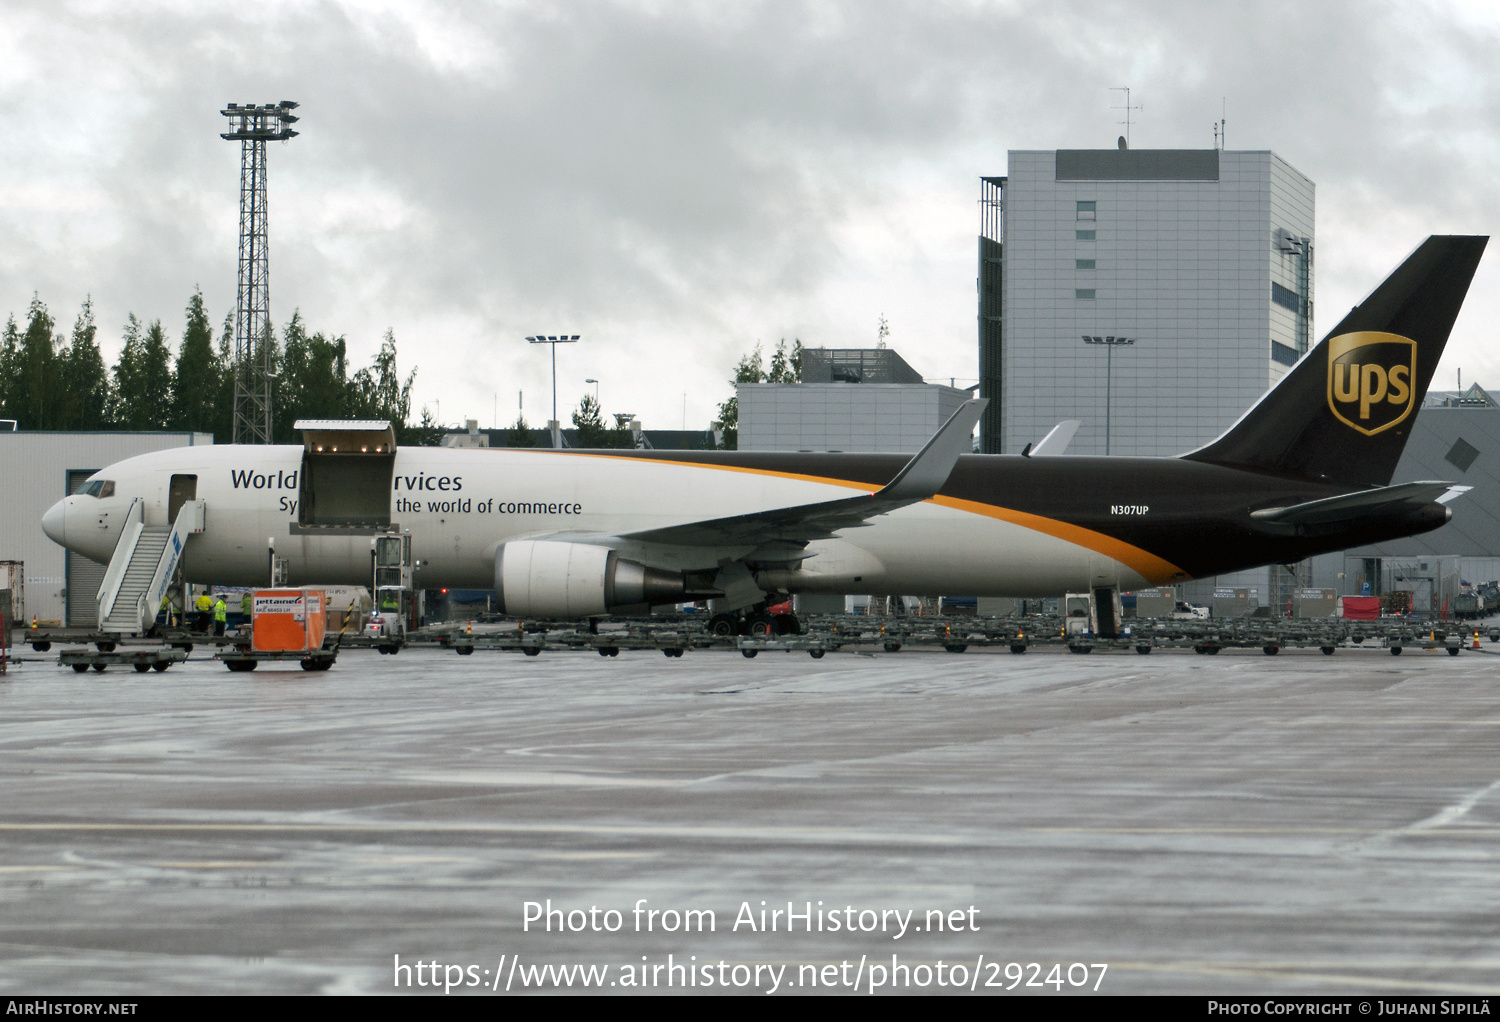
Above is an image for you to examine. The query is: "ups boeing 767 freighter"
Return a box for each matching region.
[40,236,1487,633]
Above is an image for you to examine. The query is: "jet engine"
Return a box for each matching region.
[493,540,689,617]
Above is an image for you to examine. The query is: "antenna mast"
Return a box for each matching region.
[1110,86,1142,146]
[220,101,300,444]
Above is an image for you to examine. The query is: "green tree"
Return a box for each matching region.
[571,393,610,448]
[212,311,236,441]
[507,413,539,447]
[14,296,63,430]
[0,315,21,424]
[112,315,173,430]
[766,338,803,383]
[61,298,111,430]
[169,289,221,434]
[716,338,803,449]
[349,328,437,444]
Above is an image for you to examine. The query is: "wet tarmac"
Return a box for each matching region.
[2,642,1500,995]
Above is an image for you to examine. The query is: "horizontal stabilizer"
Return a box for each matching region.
[1250,481,1459,526]
[626,399,987,548]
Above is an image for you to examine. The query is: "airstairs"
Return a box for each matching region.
[95,498,206,635]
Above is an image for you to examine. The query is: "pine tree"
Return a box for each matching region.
[507,413,539,447]
[62,298,110,430]
[137,320,174,429]
[170,288,220,434]
[110,315,171,430]
[213,311,236,442]
[15,296,62,430]
[571,393,610,448]
[0,316,20,424]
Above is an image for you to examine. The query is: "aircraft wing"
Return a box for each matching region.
[1250,481,1466,526]
[624,399,987,548]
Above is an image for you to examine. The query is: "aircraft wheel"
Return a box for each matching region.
[72,663,88,673]
[598,647,615,657]
[809,649,825,659]
[32,641,51,652]
[1320,646,1336,655]
[775,614,801,636]
[883,642,901,653]
[1448,647,1461,657]
[741,649,758,659]
[96,641,116,653]
[663,648,684,658]
[746,614,776,638]
[92,663,107,672]
[1136,645,1152,655]
[152,661,169,672]
[708,614,738,638]
[1010,644,1028,654]
[1262,645,1279,656]
[134,663,150,673]
[1208,646,1221,655]
[1390,646,1403,656]
[944,644,967,654]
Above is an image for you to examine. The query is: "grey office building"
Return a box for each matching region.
[979,148,1315,457]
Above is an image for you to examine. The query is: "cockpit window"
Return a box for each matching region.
[81,480,114,498]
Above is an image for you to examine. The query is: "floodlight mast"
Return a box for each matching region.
[526,335,580,448]
[221,101,299,444]
[1082,335,1135,455]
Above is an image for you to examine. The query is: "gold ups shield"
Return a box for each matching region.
[1326,331,1417,436]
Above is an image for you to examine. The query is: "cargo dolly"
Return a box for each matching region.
[59,646,188,673]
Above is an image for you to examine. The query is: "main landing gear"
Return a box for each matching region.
[707,605,803,639]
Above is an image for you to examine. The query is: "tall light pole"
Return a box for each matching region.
[1082,335,1135,455]
[585,378,599,405]
[526,335,579,449]
[221,100,299,444]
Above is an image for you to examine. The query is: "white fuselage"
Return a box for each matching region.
[43,445,1152,597]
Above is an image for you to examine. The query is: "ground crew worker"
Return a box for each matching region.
[213,596,228,637]
[195,592,213,633]
[241,591,252,619]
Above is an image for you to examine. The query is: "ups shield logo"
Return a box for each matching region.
[1327,331,1417,436]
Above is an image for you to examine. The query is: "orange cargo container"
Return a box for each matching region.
[251,589,327,653]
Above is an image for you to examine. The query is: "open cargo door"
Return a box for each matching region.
[293,420,397,532]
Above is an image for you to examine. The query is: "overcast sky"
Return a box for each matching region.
[3,0,1499,434]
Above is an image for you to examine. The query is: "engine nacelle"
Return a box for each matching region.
[494,540,689,617]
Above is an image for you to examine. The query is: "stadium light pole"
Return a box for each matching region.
[1082,335,1135,456]
[526,335,579,448]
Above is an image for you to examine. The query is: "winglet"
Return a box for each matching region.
[877,399,987,501]
[1031,419,1081,457]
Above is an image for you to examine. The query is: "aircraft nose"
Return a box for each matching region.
[41,498,67,547]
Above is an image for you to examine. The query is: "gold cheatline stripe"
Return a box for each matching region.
[931,495,1187,585]
[532,451,1188,584]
